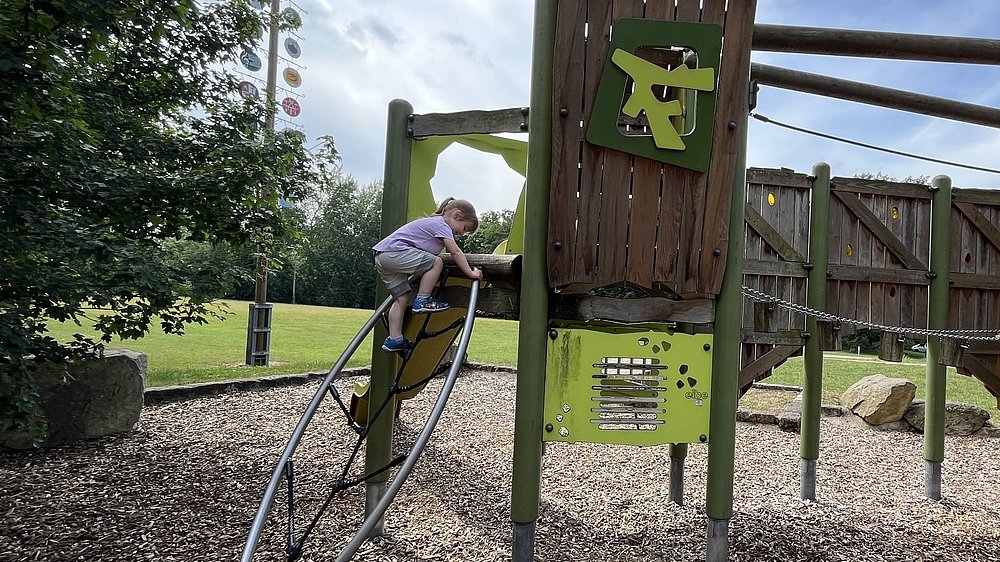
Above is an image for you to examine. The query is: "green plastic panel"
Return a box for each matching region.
[585,18,722,172]
[543,324,713,446]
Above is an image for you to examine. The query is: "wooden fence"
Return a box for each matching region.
[741,167,1000,403]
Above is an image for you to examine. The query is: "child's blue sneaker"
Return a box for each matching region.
[381,336,412,353]
[412,295,449,313]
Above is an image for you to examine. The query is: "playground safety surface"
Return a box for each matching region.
[2,369,999,561]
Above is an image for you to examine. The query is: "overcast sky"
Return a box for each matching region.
[249,0,1000,212]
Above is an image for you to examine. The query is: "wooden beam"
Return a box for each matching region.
[833,190,926,270]
[410,108,529,137]
[550,294,714,324]
[738,345,800,390]
[752,24,1000,65]
[744,203,806,262]
[957,352,1000,407]
[437,285,519,317]
[751,62,1000,129]
[954,202,1000,253]
[826,265,929,285]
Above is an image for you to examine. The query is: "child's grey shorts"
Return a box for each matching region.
[374,248,438,298]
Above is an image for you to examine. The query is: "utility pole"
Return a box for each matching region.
[246,0,282,366]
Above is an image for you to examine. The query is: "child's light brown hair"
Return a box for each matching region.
[434,197,479,233]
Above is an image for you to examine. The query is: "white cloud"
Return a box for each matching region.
[256,0,1000,212]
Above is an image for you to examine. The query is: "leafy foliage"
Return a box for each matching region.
[0,0,330,440]
[292,176,383,309]
[458,209,514,254]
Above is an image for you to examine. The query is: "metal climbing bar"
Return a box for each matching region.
[241,294,395,562]
[335,279,480,562]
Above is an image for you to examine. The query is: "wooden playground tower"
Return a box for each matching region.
[359,2,1000,561]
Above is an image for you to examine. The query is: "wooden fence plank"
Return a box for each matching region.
[547,0,589,287]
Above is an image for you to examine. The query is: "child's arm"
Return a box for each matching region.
[443,239,483,280]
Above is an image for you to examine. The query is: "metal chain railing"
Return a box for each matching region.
[741,285,1000,342]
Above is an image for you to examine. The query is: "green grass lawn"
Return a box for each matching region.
[44,300,518,387]
[44,300,998,419]
[768,352,1000,420]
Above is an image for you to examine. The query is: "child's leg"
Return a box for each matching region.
[387,292,412,339]
[416,256,443,295]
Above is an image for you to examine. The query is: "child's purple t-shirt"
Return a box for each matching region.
[373,215,453,255]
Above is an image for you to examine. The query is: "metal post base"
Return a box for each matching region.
[925,460,942,500]
[800,458,816,500]
[706,517,729,562]
[669,457,685,506]
[512,521,536,562]
[364,482,388,537]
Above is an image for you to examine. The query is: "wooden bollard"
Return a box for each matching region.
[878,331,904,362]
[938,337,967,368]
[815,320,842,351]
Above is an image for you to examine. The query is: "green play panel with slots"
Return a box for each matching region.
[543,323,713,446]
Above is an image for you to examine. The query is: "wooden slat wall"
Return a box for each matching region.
[547,0,757,298]
[950,189,1000,330]
[741,168,811,377]
[826,177,931,327]
[740,170,1000,390]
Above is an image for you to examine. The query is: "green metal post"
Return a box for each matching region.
[705,102,750,561]
[364,98,413,533]
[924,174,952,500]
[668,443,689,505]
[511,1,556,560]
[800,162,830,500]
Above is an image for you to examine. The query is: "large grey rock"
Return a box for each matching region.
[841,374,916,425]
[904,400,991,436]
[1,349,146,449]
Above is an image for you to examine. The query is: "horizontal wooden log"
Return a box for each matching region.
[550,294,714,324]
[410,108,529,137]
[751,62,1000,129]
[442,253,521,289]
[752,24,1000,65]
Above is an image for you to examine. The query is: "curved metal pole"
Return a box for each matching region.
[241,294,396,562]
[336,280,480,562]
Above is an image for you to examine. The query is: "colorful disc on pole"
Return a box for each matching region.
[240,50,262,72]
[284,37,301,58]
[283,67,302,88]
[282,7,302,27]
[238,81,259,99]
[281,97,301,117]
[249,0,264,9]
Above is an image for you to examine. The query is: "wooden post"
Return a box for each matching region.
[938,338,967,368]
[815,320,842,351]
[878,331,905,363]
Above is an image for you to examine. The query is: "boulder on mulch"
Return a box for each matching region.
[1,349,147,450]
[903,400,991,436]
[841,374,915,425]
